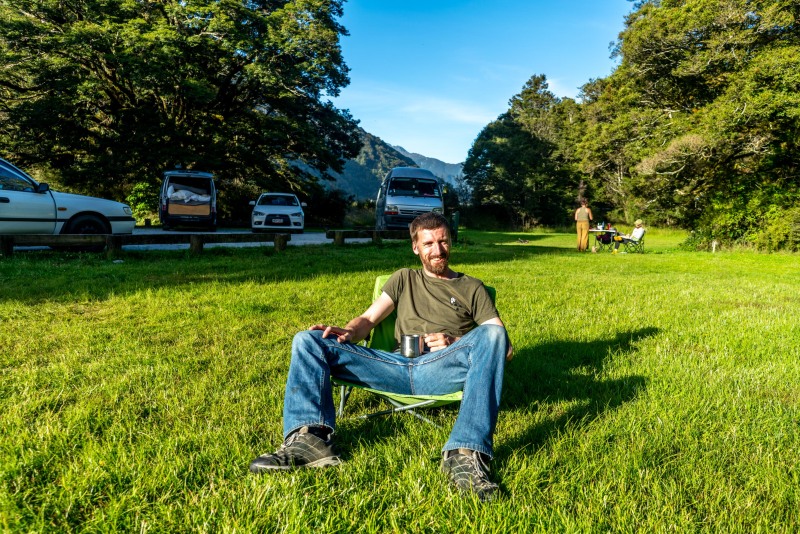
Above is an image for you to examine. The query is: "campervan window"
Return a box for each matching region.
[389,178,440,198]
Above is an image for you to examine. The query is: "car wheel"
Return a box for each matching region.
[61,214,110,252]
[65,214,110,235]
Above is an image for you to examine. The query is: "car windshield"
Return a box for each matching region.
[389,178,440,198]
[259,195,298,206]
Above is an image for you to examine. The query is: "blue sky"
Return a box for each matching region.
[332,0,633,164]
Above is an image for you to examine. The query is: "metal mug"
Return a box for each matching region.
[400,334,424,358]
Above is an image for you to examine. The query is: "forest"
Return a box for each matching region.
[464,0,800,250]
[2,0,799,249]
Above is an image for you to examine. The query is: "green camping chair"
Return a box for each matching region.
[332,274,495,426]
[623,229,646,253]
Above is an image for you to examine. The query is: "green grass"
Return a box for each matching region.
[2,229,799,532]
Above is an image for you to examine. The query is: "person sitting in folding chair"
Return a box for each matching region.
[249,212,513,502]
[612,219,645,254]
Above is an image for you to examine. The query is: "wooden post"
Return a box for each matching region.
[189,234,204,254]
[333,231,345,246]
[273,234,288,251]
[0,236,14,258]
[372,230,382,245]
[105,235,123,259]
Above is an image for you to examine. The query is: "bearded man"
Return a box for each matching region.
[249,212,513,501]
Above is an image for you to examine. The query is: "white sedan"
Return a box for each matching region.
[250,192,305,234]
[0,157,135,235]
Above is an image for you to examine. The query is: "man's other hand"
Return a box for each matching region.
[424,332,458,352]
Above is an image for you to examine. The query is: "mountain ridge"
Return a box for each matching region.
[327,130,463,200]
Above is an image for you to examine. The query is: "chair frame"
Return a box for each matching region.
[623,231,646,253]
[594,231,615,252]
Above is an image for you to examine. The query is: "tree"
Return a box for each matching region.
[612,0,800,238]
[0,0,361,207]
[463,75,580,228]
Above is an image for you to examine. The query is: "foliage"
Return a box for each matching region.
[124,181,160,223]
[463,76,579,229]
[0,0,361,204]
[343,199,376,228]
[304,186,351,228]
[465,1,800,249]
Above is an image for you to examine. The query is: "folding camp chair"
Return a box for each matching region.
[595,231,614,252]
[332,274,495,427]
[623,230,646,253]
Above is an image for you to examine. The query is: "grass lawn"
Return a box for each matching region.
[1,228,799,532]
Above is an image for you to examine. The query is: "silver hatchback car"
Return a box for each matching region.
[250,193,306,234]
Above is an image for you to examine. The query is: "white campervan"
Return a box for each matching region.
[375,167,444,231]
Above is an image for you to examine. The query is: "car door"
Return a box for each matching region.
[0,160,57,234]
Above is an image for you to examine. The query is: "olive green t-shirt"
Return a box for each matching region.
[381,268,499,343]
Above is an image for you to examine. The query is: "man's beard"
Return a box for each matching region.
[422,252,449,275]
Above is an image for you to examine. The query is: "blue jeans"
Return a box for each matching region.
[283,324,508,458]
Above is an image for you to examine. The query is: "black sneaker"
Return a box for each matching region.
[441,448,499,502]
[249,426,342,472]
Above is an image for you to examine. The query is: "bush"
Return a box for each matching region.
[305,188,351,228]
[751,206,800,252]
[125,182,159,223]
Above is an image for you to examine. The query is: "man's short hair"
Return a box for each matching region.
[409,212,451,243]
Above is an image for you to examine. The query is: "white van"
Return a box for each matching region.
[375,167,444,231]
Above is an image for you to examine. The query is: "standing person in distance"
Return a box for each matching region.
[249,212,513,502]
[574,199,594,252]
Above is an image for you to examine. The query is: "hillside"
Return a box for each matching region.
[327,131,464,200]
[327,130,416,200]
[392,146,464,184]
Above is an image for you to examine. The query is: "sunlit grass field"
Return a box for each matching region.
[2,228,799,532]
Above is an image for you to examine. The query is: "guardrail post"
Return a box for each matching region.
[372,231,382,245]
[1,236,14,258]
[106,235,123,259]
[333,231,345,246]
[189,235,205,255]
[274,234,288,251]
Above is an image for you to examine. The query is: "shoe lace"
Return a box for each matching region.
[468,451,492,482]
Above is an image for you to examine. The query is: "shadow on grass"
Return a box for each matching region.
[496,326,656,459]
[1,233,577,303]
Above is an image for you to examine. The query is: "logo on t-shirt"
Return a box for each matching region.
[450,297,457,306]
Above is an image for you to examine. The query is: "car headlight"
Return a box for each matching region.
[252,210,265,217]
[432,207,444,214]
[384,205,399,215]
[123,206,132,215]
[290,212,303,217]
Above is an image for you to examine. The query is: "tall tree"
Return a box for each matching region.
[463,75,580,228]
[0,0,361,201]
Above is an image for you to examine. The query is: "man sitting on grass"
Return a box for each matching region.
[249,212,513,502]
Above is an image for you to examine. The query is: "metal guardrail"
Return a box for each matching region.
[0,232,291,258]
